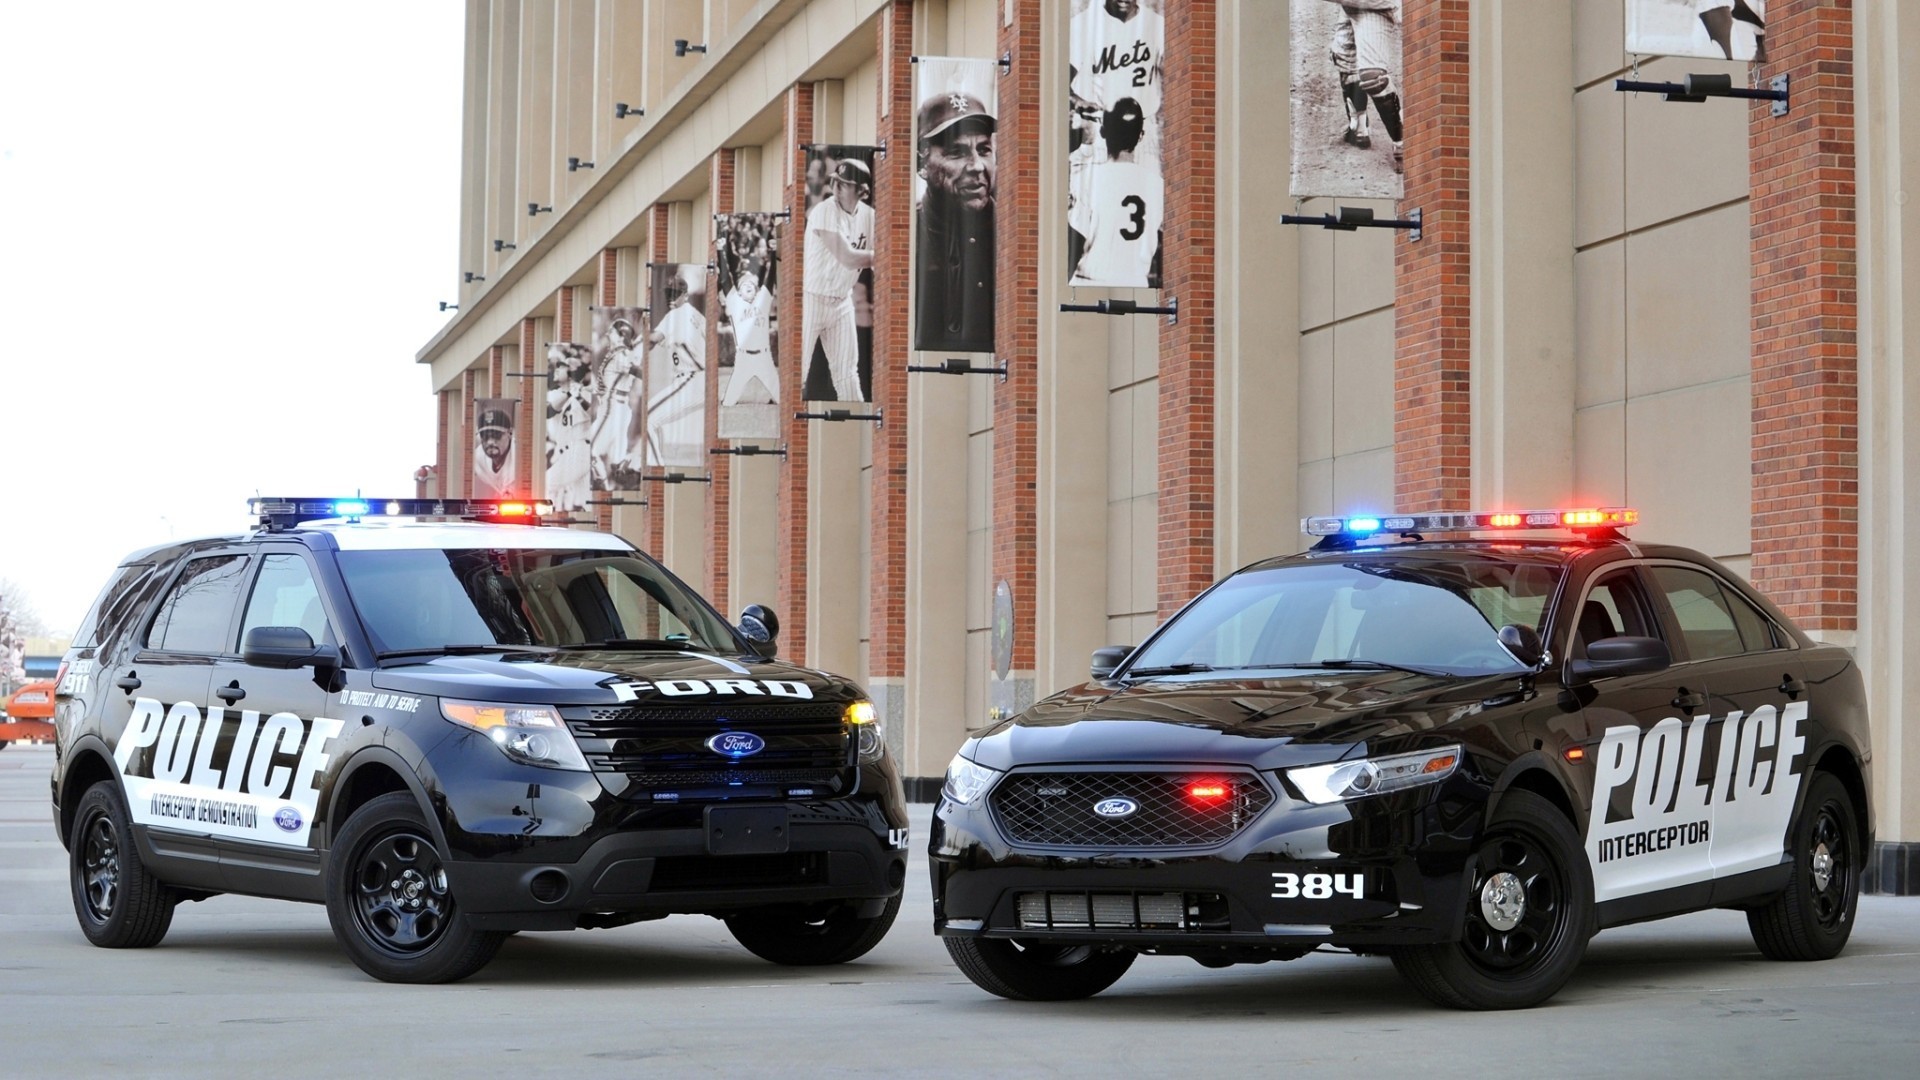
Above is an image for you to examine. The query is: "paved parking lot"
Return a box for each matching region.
[3,742,1915,1077]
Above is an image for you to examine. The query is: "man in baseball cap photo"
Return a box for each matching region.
[915,84,997,353]
[472,401,517,500]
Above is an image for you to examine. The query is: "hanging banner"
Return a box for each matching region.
[1289,0,1405,200]
[645,263,709,468]
[913,59,997,354]
[1626,0,1765,62]
[544,342,593,513]
[472,397,519,500]
[715,212,783,437]
[802,145,878,401]
[587,304,647,490]
[1067,0,1164,288]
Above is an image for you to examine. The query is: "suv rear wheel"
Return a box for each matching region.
[725,892,901,965]
[70,781,177,948]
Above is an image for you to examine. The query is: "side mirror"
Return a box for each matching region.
[242,626,341,671]
[1498,623,1544,669]
[1091,645,1134,681]
[1566,636,1671,685]
[738,604,780,653]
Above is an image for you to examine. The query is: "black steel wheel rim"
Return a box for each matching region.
[350,829,453,956]
[1808,799,1851,930]
[79,809,121,922]
[1462,830,1568,977]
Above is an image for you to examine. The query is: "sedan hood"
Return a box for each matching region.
[367,649,865,706]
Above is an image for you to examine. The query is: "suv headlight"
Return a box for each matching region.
[442,699,589,771]
[846,700,885,763]
[1286,745,1461,805]
[941,754,1002,805]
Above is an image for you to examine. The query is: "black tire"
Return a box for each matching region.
[944,937,1137,1001]
[725,892,901,965]
[1391,788,1593,1010]
[1748,771,1859,961]
[70,781,177,948]
[324,792,504,984]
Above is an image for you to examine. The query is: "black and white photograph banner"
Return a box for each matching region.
[802,144,877,401]
[1289,0,1405,200]
[645,263,708,468]
[587,304,646,490]
[1626,0,1765,62]
[472,397,518,501]
[544,342,593,513]
[912,58,996,355]
[1067,0,1164,288]
[715,212,782,437]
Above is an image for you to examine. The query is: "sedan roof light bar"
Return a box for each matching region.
[1303,507,1638,549]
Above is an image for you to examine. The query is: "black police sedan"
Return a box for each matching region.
[931,508,1872,1009]
[51,498,908,982]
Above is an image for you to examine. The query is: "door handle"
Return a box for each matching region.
[1779,675,1806,698]
[215,683,247,704]
[115,673,142,694]
[1671,689,1706,712]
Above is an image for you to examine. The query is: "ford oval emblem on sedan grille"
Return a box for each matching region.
[707,731,767,758]
[1093,797,1138,818]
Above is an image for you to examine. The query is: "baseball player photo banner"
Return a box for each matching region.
[587,304,647,490]
[645,263,709,468]
[1289,0,1405,200]
[913,58,997,355]
[472,398,519,500]
[715,212,782,438]
[1067,0,1165,289]
[544,342,594,513]
[1626,0,1765,62]
[802,145,878,402]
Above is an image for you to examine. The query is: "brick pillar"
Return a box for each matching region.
[489,345,504,398]
[778,83,816,662]
[646,205,670,560]
[870,0,914,746]
[460,369,481,498]
[596,248,619,531]
[1750,0,1857,632]
[707,150,736,611]
[435,389,452,501]
[1157,0,1219,617]
[517,317,539,500]
[1394,0,1472,512]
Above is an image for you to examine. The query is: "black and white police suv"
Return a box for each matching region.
[50,497,909,983]
[931,508,1873,1009]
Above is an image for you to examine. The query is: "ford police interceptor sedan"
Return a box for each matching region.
[50,498,909,983]
[931,508,1872,1009]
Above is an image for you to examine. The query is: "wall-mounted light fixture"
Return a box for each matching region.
[528,202,553,217]
[439,301,459,312]
[464,271,485,283]
[567,157,595,172]
[615,102,644,119]
[674,39,707,57]
[493,239,516,252]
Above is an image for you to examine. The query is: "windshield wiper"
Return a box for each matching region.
[1301,658,1452,678]
[1124,662,1217,678]
[557,638,700,651]
[377,644,545,661]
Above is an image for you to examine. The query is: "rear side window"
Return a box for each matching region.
[1652,565,1779,660]
[71,562,158,647]
[144,555,250,655]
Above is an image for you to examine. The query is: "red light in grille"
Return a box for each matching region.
[1187,782,1229,802]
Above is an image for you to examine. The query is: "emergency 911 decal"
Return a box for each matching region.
[113,697,343,848]
[1585,701,1807,903]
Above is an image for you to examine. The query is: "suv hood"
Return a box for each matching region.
[367,649,865,706]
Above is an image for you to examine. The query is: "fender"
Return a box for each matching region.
[323,744,445,855]
[54,733,126,846]
[1483,751,1582,834]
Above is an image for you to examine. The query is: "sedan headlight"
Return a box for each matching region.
[1286,745,1461,805]
[846,700,885,763]
[441,699,589,771]
[942,754,1002,805]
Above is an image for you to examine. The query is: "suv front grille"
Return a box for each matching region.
[566,703,852,797]
[990,770,1273,848]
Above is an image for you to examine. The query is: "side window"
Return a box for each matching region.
[144,555,251,655]
[241,554,332,646]
[1572,569,1656,657]
[1653,565,1778,659]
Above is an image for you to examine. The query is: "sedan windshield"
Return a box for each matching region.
[1127,556,1562,678]
[336,548,742,656]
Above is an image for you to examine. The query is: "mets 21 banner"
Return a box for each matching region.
[1067,0,1164,288]
[913,57,996,354]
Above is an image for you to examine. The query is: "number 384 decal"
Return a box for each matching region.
[1271,871,1365,900]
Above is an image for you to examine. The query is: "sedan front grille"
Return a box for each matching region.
[989,770,1272,848]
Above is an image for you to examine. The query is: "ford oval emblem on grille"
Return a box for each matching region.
[707,731,767,758]
[1093,797,1138,818]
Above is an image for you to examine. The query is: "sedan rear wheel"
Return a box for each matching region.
[1748,771,1858,961]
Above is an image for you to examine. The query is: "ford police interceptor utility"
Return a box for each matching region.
[931,508,1872,1009]
[50,498,909,983]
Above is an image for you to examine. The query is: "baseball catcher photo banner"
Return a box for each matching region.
[1289,0,1405,200]
[645,263,709,468]
[802,145,877,402]
[715,212,782,437]
[912,58,996,355]
[587,304,646,490]
[1626,0,1765,62]
[544,342,593,513]
[472,397,519,500]
[1067,0,1164,289]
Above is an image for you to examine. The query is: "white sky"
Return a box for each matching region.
[0,3,464,637]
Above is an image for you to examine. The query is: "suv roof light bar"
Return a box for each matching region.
[250,497,557,531]
[1303,507,1638,549]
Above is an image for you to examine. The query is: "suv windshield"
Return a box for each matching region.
[1128,556,1562,678]
[336,547,742,656]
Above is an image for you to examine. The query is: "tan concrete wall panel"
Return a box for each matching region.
[1624,204,1751,398]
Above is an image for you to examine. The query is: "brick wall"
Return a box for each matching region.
[1750,0,1858,630]
[1394,0,1472,512]
[435,389,451,501]
[647,205,670,561]
[597,248,619,531]
[994,1,1040,672]
[868,1,914,682]
[518,317,539,498]
[778,83,816,662]
[708,150,736,611]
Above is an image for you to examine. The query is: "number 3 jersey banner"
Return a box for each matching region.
[1067,0,1165,288]
[646,263,709,468]
[913,58,997,354]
